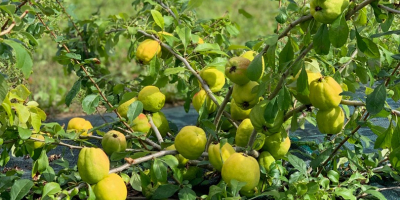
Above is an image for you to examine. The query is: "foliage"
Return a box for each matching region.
[1,0,400,199]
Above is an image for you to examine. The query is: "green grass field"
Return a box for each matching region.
[25,0,278,116]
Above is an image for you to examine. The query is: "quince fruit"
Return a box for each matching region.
[288,69,322,105]
[309,76,342,110]
[199,67,225,92]
[258,151,275,172]
[208,142,236,171]
[166,144,188,167]
[117,97,137,119]
[78,147,109,184]
[316,106,344,134]
[225,57,251,85]
[240,51,265,80]
[136,39,161,64]
[67,117,93,137]
[149,111,170,137]
[101,130,127,155]
[174,126,207,160]
[221,153,260,192]
[93,173,127,200]
[231,98,251,121]
[197,37,204,44]
[310,0,349,24]
[249,100,284,135]
[192,89,217,114]
[235,118,265,150]
[29,134,45,149]
[262,129,291,159]
[131,113,151,134]
[138,86,165,112]
[232,81,259,110]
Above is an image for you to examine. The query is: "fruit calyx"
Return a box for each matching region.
[112,134,118,138]
[242,102,250,109]
[318,76,325,82]
[315,6,322,11]
[229,65,237,73]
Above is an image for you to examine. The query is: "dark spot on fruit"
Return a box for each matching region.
[315,6,322,11]
[229,66,237,73]
[112,134,118,138]
[263,125,268,132]
[242,101,249,109]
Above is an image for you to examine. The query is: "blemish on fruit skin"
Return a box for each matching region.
[315,6,322,11]
[229,66,237,73]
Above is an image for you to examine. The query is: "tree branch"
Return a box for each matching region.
[338,49,358,73]
[147,114,164,144]
[156,0,180,24]
[0,10,29,36]
[378,4,400,14]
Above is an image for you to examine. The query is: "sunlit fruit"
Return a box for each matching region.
[192,89,217,114]
[232,81,259,110]
[199,67,225,92]
[309,76,343,110]
[316,106,344,134]
[174,126,207,160]
[262,129,291,159]
[77,147,110,184]
[101,130,127,155]
[93,173,127,200]
[138,86,165,113]
[117,97,137,119]
[225,57,251,85]
[67,117,93,137]
[208,142,236,171]
[131,113,151,134]
[136,39,161,64]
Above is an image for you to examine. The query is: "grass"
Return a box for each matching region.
[23,0,278,116]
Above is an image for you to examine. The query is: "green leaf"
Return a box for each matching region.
[329,13,349,48]
[230,179,247,196]
[130,173,142,192]
[0,150,10,166]
[176,26,191,52]
[18,127,32,140]
[278,37,294,72]
[366,83,386,115]
[87,184,96,200]
[152,158,167,183]
[246,53,263,81]
[327,170,339,183]
[288,154,307,175]
[355,29,380,59]
[334,188,356,200]
[0,5,16,16]
[0,74,7,104]
[238,8,252,18]
[313,24,330,55]
[151,10,164,29]
[374,121,394,149]
[65,53,81,60]
[164,67,186,76]
[392,118,400,148]
[153,184,180,199]
[364,190,387,200]
[297,66,309,96]
[13,103,30,123]
[277,86,291,111]
[127,101,143,123]
[160,155,179,169]
[82,94,100,114]
[38,149,49,172]
[370,30,400,38]
[355,66,369,84]
[2,40,33,78]
[10,179,33,200]
[19,32,39,46]
[194,43,221,52]
[186,0,203,10]
[65,80,81,107]
[264,98,279,124]
[42,182,61,198]
[178,187,197,200]
[266,44,276,70]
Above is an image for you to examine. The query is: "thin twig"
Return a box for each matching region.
[284,104,307,121]
[0,10,29,36]
[1,1,28,31]
[156,0,180,24]
[378,4,400,14]
[147,114,164,144]
[116,127,162,150]
[246,129,258,150]
[29,137,83,149]
[338,49,358,73]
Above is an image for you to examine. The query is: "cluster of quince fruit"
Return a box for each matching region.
[77,147,127,200]
[310,0,349,24]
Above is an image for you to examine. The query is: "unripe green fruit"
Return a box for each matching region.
[208,142,235,171]
[258,151,275,172]
[200,67,225,92]
[101,130,127,155]
[149,112,170,137]
[249,100,284,135]
[192,89,217,114]
[231,98,251,120]
[262,129,291,159]
[316,106,344,134]
[225,57,251,85]
[174,126,207,160]
[309,76,343,110]
[232,81,259,110]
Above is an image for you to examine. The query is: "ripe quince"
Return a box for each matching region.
[136,39,161,64]
[231,98,251,121]
[166,144,188,168]
[249,100,284,135]
[310,0,349,24]
[149,111,170,137]
[117,97,137,119]
[192,89,217,114]
[262,129,291,159]
[174,126,207,160]
[101,130,127,155]
[232,81,259,110]
[309,76,342,110]
[240,51,265,81]
[258,151,275,172]
[29,134,45,149]
[78,147,109,184]
[288,69,322,105]
[67,117,93,137]
[225,57,251,85]
[138,86,165,113]
[316,106,344,134]
[131,113,151,134]
[199,67,225,92]
[93,173,127,200]
[221,153,260,192]
[235,118,265,150]
[208,142,236,171]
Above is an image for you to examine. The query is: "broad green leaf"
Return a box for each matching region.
[38,149,49,172]
[194,43,221,52]
[366,83,386,115]
[178,187,197,200]
[12,103,30,123]
[3,40,33,78]
[278,37,294,72]
[164,67,186,76]
[230,179,247,196]
[0,150,10,166]
[0,74,6,104]
[266,44,276,70]
[264,34,279,46]
[87,184,96,200]
[130,173,142,192]
[29,112,41,132]
[176,26,191,52]
[313,24,330,55]
[329,13,349,48]
[355,29,380,59]
[82,94,100,114]
[370,30,400,38]
[42,182,62,198]
[297,66,309,96]
[152,158,167,183]
[19,32,39,46]
[246,53,264,81]
[149,56,161,77]
[153,184,180,199]
[151,10,164,29]
[355,66,369,84]
[127,101,143,124]
[226,25,239,36]
[9,84,31,102]
[18,126,32,140]
[327,170,339,183]
[334,188,356,200]
[288,154,307,176]
[10,179,33,200]
[160,155,179,169]
[238,8,252,18]
[277,86,291,111]
[65,80,81,107]
[65,53,81,60]
[374,121,394,149]
[364,190,387,200]
[264,98,279,124]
